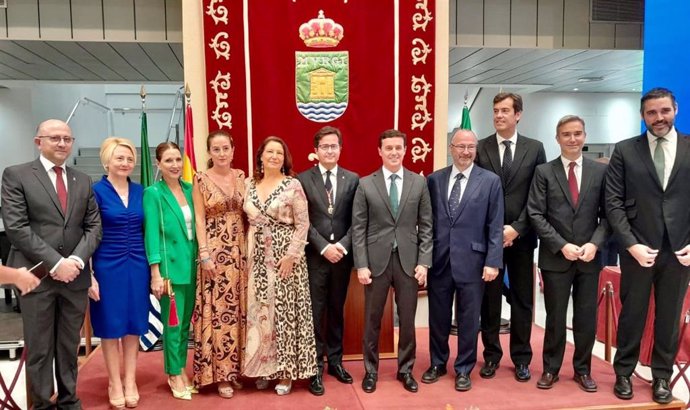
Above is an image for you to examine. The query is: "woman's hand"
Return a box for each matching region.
[277,255,296,279]
[199,253,217,276]
[151,275,164,299]
[88,274,100,301]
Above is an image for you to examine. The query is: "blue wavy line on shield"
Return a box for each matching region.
[297,102,348,122]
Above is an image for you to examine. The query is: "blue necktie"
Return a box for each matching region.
[389,174,399,217]
[448,173,463,219]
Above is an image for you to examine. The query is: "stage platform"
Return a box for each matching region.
[76,326,685,409]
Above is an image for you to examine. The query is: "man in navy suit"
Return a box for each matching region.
[527,115,609,392]
[422,129,504,391]
[607,88,690,404]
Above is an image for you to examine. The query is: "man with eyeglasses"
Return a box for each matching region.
[422,129,504,391]
[297,126,359,395]
[1,119,102,409]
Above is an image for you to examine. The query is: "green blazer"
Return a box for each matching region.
[143,180,197,285]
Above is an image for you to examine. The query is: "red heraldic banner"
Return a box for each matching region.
[203,0,435,176]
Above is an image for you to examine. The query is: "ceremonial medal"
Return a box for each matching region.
[328,205,334,215]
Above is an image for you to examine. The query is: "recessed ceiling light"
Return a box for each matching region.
[578,77,604,83]
[573,88,579,91]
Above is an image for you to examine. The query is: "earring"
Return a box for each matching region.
[281,166,285,175]
[260,162,264,174]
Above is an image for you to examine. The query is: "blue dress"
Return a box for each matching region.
[90,176,150,338]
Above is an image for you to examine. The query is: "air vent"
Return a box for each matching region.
[591,0,644,23]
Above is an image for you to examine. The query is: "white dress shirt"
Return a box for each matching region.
[647,127,677,190]
[448,163,473,204]
[560,155,583,191]
[496,132,518,165]
[319,163,338,204]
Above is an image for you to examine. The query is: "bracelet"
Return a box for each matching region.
[199,257,212,264]
[199,245,209,251]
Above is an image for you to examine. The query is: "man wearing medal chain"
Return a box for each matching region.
[297,126,360,395]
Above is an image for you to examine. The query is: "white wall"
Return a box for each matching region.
[0,86,35,177]
[448,87,640,161]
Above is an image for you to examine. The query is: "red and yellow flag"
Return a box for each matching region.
[182,104,196,183]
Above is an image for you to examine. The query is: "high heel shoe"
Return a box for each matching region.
[217,382,234,399]
[255,378,270,390]
[186,385,199,394]
[108,386,125,409]
[274,380,292,396]
[123,385,139,408]
[168,378,192,401]
[231,379,244,390]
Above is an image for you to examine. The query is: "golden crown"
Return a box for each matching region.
[299,10,344,48]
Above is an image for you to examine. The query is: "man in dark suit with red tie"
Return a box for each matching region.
[1,119,101,409]
[607,88,690,404]
[527,115,609,392]
[422,129,504,392]
[297,126,359,395]
[476,93,546,382]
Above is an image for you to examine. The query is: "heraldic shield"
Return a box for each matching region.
[295,51,349,123]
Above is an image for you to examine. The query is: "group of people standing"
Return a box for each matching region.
[0,86,688,408]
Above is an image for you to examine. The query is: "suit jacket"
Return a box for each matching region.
[427,165,504,283]
[297,165,359,259]
[476,133,546,249]
[606,132,690,251]
[352,167,433,277]
[143,180,197,285]
[1,158,102,290]
[528,157,610,273]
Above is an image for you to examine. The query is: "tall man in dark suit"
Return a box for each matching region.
[607,88,690,404]
[527,115,609,392]
[422,129,504,392]
[352,129,433,394]
[476,92,546,382]
[1,119,102,409]
[298,126,359,396]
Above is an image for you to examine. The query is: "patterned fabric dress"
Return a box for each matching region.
[242,177,318,380]
[192,170,248,388]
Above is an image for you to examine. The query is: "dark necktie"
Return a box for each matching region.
[53,166,68,212]
[653,137,666,187]
[501,140,513,184]
[324,170,333,203]
[448,173,464,219]
[567,162,579,207]
[389,174,399,216]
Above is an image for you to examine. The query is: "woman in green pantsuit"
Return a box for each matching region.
[144,142,197,400]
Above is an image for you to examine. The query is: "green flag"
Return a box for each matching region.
[140,112,153,187]
[460,104,472,130]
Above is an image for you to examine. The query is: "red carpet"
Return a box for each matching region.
[77,326,681,409]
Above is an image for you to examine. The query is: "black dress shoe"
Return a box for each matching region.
[362,373,377,393]
[479,361,499,379]
[573,373,597,392]
[309,374,324,396]
[328,364,353,384]
[652,378,672,404]
[396,372,419,393]
[536,372,559,389]
[613,375,633,400]
[515,364,531,382]
[455,374,471,391]
[421,365,447,384]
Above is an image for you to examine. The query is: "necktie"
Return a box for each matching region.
[448,173,464,219]
[389,174,399,217]
[501,140,513,185]
[324,170,333,202]
[654,137,666,187]
[567,162,579,207]
[53,166,68,213]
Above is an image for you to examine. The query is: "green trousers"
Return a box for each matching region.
[160,283,195,375]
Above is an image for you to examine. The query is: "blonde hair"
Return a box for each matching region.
[100,137,137,171]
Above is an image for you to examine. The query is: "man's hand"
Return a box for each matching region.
[13,267,40,295]
[88,275,100,301]
[357,268,372,285]
[414,265,428,287]
[53,259,81,282]
[482,266,499,282]
[277,255,296,279]
[503,225,519,248]
[579,243,598,262]
[674,245,690,266]
[561,243,583,261]
[628,244,659,267]
[323,244,344,264]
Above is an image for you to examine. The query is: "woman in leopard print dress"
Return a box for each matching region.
[242,136,317,395]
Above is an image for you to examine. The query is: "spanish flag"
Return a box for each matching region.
[182,103,196,183]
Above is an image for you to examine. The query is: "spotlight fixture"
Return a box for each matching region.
[578,76,604,83]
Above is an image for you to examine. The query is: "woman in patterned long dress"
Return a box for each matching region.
[192,130,247,398]
[242,136,318,395]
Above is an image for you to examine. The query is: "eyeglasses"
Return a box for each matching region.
[39,136,75,144]
[318,144,340,152]
[449,143,476,152]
